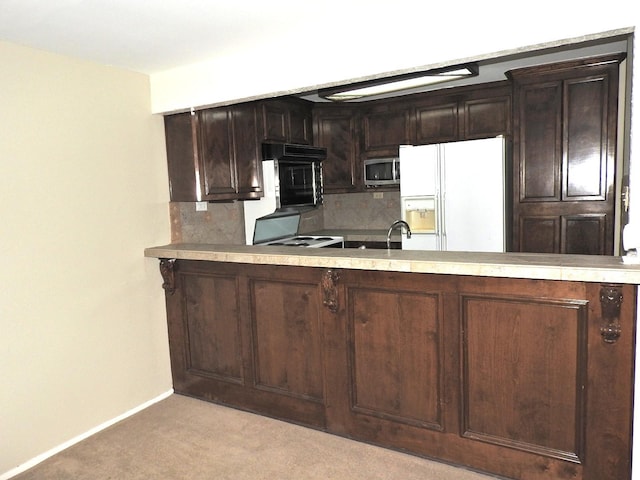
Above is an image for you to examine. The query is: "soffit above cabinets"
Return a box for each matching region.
[299,36,631,103]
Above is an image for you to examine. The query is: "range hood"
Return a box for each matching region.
[262,142,327,161]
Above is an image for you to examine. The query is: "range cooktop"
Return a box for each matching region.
[262,235,344,248]
[252,211,343,248]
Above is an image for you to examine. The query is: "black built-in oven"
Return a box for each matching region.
[275,159,323,207]
[262,143,326,209]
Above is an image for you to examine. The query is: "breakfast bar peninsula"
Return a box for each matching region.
[145,244,638,480]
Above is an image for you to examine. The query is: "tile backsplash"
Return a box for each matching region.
[170,202,245,244]
[323,191,401,230]
[171,191,401,243]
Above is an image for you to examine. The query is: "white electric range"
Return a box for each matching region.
[253,211,344,248]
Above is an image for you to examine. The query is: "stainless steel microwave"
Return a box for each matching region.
[364,157,400,187]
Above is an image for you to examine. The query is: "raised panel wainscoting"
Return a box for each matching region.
[156,258,634,480]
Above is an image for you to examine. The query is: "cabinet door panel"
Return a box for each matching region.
[288,103,313,145]
[415,102,458,144]
[463,95,511,139]
[250,278,324,402]
[462,293,587,462]
[198,108,236,197]
[182,272,244,383]
[564,76,609,200]
[362,106,410,156]
[519,216,560,253]
[519,82,562,201]
[349,287,442,429]
[262,102,288,142]
[562,214,607,255]
[313,106,359,192]
[262,99,313,145]
[164,113,198,201]
[232,104,263,199]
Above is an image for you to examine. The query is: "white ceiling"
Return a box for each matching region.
[0,1,632,101]
[0,0,323,74]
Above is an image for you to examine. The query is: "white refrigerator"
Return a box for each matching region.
[399,136,505,252]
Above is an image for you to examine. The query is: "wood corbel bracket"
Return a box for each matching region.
[159,258,177,295]
[322,269,340,313]
[599,283,623,344]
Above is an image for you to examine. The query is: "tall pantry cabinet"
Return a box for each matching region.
[509,54,623,255]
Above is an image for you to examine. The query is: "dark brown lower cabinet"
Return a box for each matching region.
[159,259,634,480]
[163,261,327,427]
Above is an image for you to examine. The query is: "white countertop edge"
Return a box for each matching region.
[144,244,640,284]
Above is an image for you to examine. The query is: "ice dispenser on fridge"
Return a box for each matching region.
[403,197,436,233]
[401,196,438,250]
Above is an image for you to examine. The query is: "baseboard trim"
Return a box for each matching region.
[0,389,174,480]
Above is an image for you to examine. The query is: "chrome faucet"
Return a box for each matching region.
[387,220,411,249]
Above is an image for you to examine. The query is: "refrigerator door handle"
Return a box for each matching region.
[440,192,446,251]
[437,145,446,251]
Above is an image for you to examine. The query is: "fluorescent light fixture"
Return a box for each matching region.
[321,65,478,101]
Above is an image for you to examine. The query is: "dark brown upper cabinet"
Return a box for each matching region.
[260,98,313,145]
[164,111,199,202]
[312,83,512,193]
[164,83,513,200]
[164,103,263,202]
[414,98,459,144]
[412,82,512,145]
[312,104,360,193]
[361,102,412,158]
[462,87,512,139]
[509,54,623,255]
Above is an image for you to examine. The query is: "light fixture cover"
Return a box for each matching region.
[321,65,478,101]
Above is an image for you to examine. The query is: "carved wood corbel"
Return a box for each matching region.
[322,269,340,313]
[159,258,177,295]
[599,283,623,343]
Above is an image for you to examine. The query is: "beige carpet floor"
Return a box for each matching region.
[14,394,500,479]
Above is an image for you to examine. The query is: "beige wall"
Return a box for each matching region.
[0,41,172,476]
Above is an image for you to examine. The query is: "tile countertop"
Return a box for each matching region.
[144,243,640,285]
